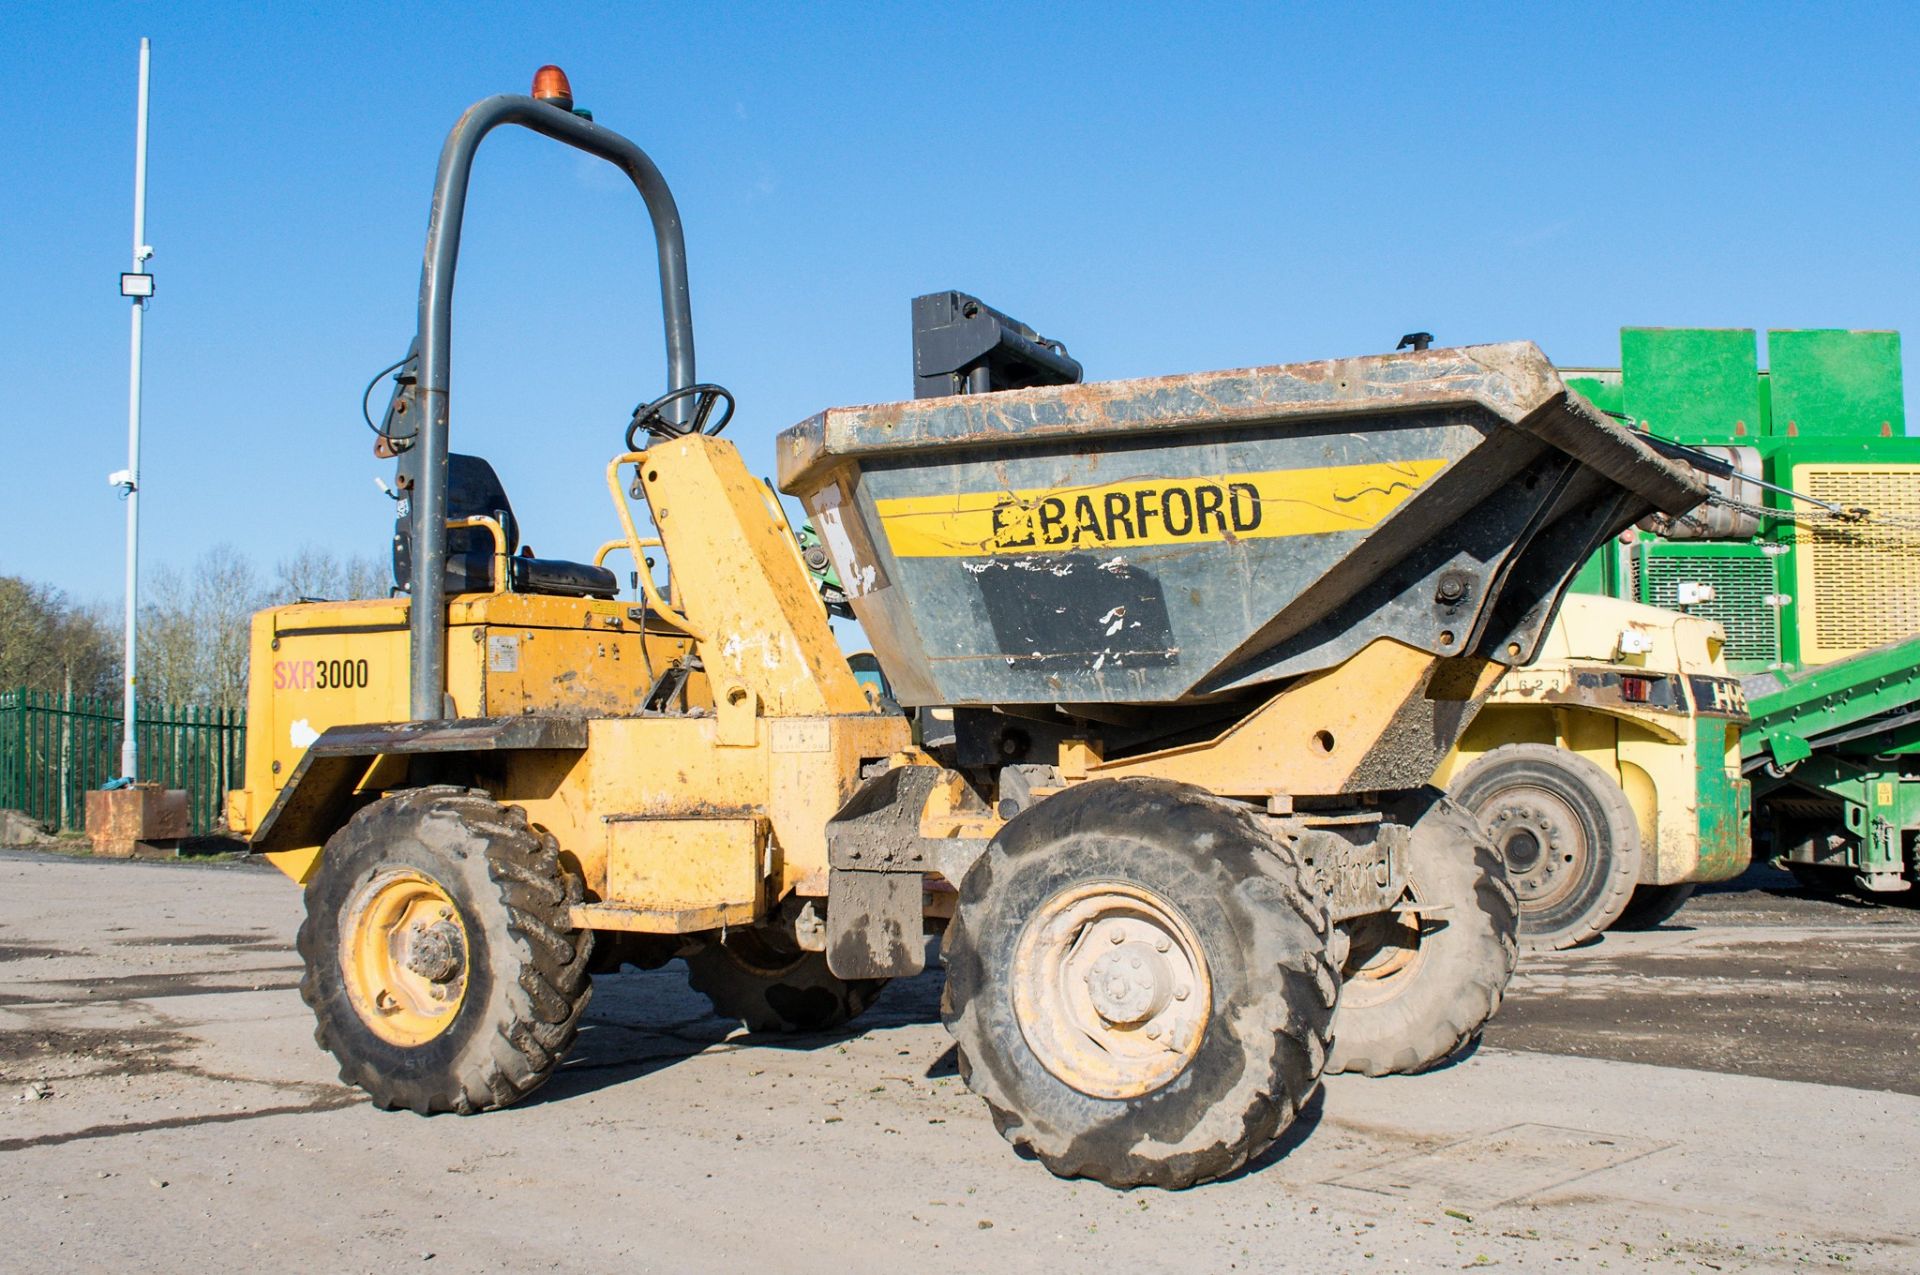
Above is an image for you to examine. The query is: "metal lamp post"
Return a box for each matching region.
[113,37,155,781]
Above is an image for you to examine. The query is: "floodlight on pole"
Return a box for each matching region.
[117,37,153,782]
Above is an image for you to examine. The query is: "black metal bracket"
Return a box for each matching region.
[911,291,1082,399]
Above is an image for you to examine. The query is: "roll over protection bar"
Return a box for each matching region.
[405,89,697,720]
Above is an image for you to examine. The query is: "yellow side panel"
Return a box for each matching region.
[1619,721,1700,885]
[605,817,766,913]
[233,599,410,836]
[231,591,701,840]
[575,714,910,900]
[1614,758,1661,860]
[584,717,768,816]
[768,714,914,892]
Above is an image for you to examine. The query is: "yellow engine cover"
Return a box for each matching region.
[227,592,698,837]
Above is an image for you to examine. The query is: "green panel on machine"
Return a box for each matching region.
[1566,550,1615,598]
[1636,542,1780,669]
[1563,371,1624,418]
[1767,329,1905,438]
[1694,741,1751,884]
[1621,328,1762,444]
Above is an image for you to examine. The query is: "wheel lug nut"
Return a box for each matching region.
[1174,985,1190,1002]
[1155,936,1171,953]
[1109,929,1126,945]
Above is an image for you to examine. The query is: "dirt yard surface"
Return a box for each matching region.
[1487,865,1920,1095]
[1,849,1915,1273]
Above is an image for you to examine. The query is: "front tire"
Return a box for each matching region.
[1326,794,1518,1077]
[297,786,593,1115]
[1453,744,1642,950]
[942,778,1336,1190]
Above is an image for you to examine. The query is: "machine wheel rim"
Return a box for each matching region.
[1484,785,1587,912]
[1339,908,1427,1009]
[339,869,470,1046]
[1011,880,1213,1100]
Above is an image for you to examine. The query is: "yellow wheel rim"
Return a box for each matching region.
[340,869,470,1046]
[1011,881,1213,1100]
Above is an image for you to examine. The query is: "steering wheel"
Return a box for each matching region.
[626,383,735,449]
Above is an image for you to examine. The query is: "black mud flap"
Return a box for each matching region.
[824,766,945,980]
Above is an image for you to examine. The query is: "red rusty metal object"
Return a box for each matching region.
[85,785,189,858]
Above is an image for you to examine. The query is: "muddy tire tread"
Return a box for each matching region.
[297,785,592,1116]
[942,778,1336,1190]
[1327,796,1518,1077]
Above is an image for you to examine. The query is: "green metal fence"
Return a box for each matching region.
[0,689,245,836]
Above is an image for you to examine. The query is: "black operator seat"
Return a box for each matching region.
[392,453,620,600]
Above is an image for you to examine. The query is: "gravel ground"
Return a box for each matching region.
[1,849,1915,1273]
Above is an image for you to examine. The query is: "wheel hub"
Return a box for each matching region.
[339,870,471,1046]
[1012,882,1212,1100]
[1086,940,1175,1026]
[403,920,466,983]
[1485,788,1585,909]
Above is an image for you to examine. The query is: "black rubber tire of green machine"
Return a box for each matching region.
[1612,881,1698,930]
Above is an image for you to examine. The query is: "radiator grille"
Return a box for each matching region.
[1641,552,1777,664]
[1795,465,1920,662]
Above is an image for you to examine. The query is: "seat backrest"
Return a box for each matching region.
[392,453,520,593]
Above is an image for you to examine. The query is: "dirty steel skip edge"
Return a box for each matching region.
[874,458,1450,557]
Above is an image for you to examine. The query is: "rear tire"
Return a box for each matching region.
[685,929,888,1033]
[941,778,1336,1189]
[298,786,594,1115]
[1613,882,1697,930]
[1327,794,1518,1077]
[1453,744,1642,950]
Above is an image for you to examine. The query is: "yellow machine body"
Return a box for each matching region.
[231,434,908,925]
[227,591,699,836]
[1431,593,1751,886]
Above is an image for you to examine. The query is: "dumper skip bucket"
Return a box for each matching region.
[778,342,1706,709]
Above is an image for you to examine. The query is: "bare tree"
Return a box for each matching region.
[0,576,119,698]
[273,545,390,604]
[4,542,386,715]
[140,545,267,712]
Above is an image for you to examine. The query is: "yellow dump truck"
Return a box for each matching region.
[1434,594,1751,948]
[227,71,1709,1189]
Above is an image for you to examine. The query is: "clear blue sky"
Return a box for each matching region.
[5,2,1916,604]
